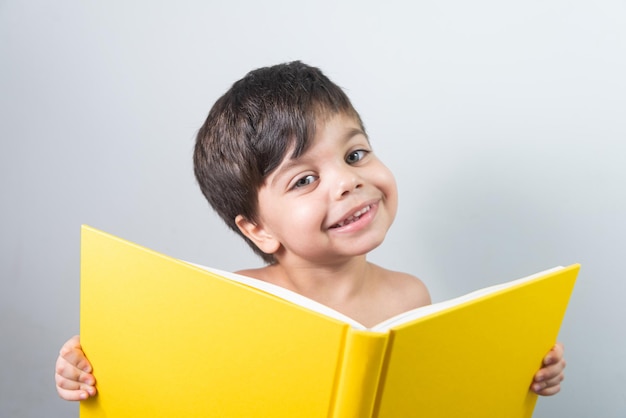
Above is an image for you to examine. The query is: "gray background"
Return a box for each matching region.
[1,1,624,416]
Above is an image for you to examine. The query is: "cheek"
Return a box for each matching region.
[262,197,326,241]
[287,201,325,230]
[380,166,398,201]
[379,167,399,221]
[387,187,399,222]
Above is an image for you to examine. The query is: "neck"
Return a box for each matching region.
[264,255,372,307]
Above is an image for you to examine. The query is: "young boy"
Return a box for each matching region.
[55,61,566,401]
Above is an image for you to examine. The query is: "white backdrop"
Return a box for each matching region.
[1,1,625,416]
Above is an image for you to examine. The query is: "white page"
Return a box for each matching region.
[370,266,564,331]
[187,263,367,329]
[187,261,563,332]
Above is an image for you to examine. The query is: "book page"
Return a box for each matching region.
[370,266,564,331]
[187,263,368,329]
[188,261,563,332]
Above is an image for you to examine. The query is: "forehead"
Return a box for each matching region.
[300,111,366,151]
[265,114,367,182]
[292,112,366,156]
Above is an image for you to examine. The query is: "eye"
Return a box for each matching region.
[345,149,369,165]
[292,174,317,189]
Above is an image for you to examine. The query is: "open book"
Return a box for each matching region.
[79,225,579,418]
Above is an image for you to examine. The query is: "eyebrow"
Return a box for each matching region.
[269,127,368,188]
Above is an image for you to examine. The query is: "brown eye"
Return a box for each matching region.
[346,150,368,164]
[293,174,317,189]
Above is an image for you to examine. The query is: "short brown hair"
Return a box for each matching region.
[194,61,364,262]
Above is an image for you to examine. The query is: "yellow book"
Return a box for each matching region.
[79,225,579,418]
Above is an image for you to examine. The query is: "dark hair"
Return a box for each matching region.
[194,61,364,262]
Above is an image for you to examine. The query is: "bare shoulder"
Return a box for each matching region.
[235,266,272,282]
[370,263,432,310]
[235,265,284,287]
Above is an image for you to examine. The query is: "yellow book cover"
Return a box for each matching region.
[79,225,578,418]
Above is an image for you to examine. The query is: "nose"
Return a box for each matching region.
[334,167,363,200]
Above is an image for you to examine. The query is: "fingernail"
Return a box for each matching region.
[79,392,88,400]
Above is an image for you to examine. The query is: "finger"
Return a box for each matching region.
[55,372,97,401]
[534,382,562,396]
[543,342,565,366]
[55,376,96,395]
[533,373,564,396]
[56,387,86,401]
[55,367,95,390]
[532,371,564,395]
[55,354,95,384]
[536,358,567,382]
[56,385,96,401]
[59,336,92,373]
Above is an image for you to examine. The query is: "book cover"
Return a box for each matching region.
[79,225,578,417]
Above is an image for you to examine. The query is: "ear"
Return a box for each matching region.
[235,215,281,255]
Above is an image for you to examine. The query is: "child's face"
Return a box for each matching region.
[239,113,398,265]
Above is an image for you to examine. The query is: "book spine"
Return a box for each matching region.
[330,330,389,418]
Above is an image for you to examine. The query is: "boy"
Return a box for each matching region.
[55,61,566,401]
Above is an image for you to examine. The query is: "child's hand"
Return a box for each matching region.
[54,335,97,401]
[531,342,566,396]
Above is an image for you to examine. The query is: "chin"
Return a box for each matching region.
[350,234,387,256]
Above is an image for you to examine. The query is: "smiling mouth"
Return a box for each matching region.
[330,205,372,228]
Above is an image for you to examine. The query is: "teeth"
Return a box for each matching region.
[334,205,371,228]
